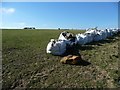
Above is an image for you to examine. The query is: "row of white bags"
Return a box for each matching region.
[46,28,119,55]
[76,28,119,45]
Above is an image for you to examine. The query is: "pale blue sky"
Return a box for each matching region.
[2,0,120,2]
[1,2,118,29]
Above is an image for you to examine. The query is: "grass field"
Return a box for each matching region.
[2,29,120,89]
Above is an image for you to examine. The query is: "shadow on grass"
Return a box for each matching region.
[75,59,91,66]
[61,46,91,66]
[77,45,95,51]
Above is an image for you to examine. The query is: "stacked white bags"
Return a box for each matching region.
[46,28,119,55]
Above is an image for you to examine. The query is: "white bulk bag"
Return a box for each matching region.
[85,29,96,37]
[93,31,103,41]
[58,31,67,41]
[58,31,77,46]
[85,33,94,43]
[106,29,110,37]
[100,30,107,40]
[107,29,113,37]
[112,29,118,34]
[46,39,54,54]
[105,29,109,38]
[46,39,67,55]
[76,34,88,45]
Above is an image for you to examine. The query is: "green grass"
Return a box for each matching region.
[2,29,120,89]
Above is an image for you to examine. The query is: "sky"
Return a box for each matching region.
[0,2,118,29]
[2,0,120,2]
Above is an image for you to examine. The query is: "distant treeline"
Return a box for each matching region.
[24,27,35,29]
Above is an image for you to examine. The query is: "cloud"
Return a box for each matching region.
[0,8,15,14]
